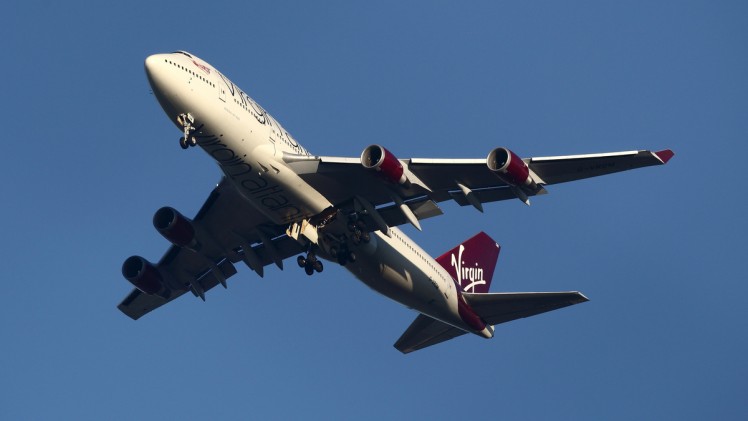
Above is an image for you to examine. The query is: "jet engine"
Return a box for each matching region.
[153,206,200,251]
[361,145,409,185]
[122,256,165,296]
[486,147,537,190]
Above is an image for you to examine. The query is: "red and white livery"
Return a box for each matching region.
[118,51,674,353]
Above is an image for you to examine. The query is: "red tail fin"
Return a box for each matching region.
[435,232,500,294]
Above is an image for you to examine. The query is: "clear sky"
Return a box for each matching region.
[2,1,746,419]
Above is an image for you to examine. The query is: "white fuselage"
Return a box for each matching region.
[144,51,492,338]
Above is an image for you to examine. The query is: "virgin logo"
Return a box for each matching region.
[450,244,486,293]
[193,60,211,74]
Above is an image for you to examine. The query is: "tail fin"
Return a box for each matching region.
[435,232,500,294]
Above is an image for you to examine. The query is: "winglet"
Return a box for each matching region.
[654,149,674,164]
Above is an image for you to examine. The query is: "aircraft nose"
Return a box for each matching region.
[144,54,168,92]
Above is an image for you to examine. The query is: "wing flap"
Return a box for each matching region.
[117,177,302,320]
[447,186,548,207]
[361,197,443,229]
[118,234,304,320]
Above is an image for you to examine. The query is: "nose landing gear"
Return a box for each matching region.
[177,113,197,149]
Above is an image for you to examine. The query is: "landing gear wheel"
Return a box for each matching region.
[336,248,348,266]
[299,250,323,275]
[177,113,197,149]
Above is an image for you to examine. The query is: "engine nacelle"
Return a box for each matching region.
[122,256,165,296]
[361,145,409,185]
[486,147,537,190]
[153,206,200,250]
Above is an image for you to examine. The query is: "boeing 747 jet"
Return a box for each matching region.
[118,51,673,353]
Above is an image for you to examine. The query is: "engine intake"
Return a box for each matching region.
[153,207,200,250]
[122,256,165,296]
[487,147,536,190]
[361,145,409,185]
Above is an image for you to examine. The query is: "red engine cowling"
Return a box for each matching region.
[153,207,200,250]
[486,147,536,189]
[361,145,409,185]
[122,256,164,295]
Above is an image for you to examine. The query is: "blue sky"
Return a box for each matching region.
[2,1,746,419]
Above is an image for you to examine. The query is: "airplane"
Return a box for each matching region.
[119,50,674,353]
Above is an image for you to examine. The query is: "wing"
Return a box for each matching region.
[286,148,673,214]
[118,177,304,320]
[527,149,674,185]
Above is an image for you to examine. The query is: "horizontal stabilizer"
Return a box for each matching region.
[394,314,467,354]
[462,291,588,325]
[394,291,588,354]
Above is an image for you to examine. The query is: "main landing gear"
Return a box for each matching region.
[297,251,323,276]
[331,245,357,266]
[292,212,371,275]
[177,113,197,149]
[348,219,370,245]
[327,216,370,266]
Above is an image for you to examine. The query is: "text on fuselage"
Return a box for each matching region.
[217,72,309,156]
[201,135,302,223]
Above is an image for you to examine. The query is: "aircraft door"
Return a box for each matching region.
[267,135,277,155]
[217,75,226,102]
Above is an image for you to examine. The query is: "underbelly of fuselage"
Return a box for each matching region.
[341,230,467,332]
[192,128,331,226]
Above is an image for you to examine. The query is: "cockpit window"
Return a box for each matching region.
[172,51,193,58]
